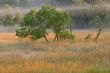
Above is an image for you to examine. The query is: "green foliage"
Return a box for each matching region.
[16,27,29,38]
[59,31,75,40]
[86,68,110,73]
[21,9,36,27]
[0,17,2,24]
[35,5,56,29]
[52,11,71,34]
[30,29,47,40]
[48,8,71,41]
[2,15,15,26]
[16,5,71,41]
[16,9,37,39]
[89,15,110,40]
[16,6,53,41]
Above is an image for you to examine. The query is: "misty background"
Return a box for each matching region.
[0,0,110,32]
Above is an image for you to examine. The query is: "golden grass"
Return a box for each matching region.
[0,61,90,73]
[0,32,110,73]
[0,32,110,42]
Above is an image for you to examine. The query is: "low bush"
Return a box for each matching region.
[59,31,75,40]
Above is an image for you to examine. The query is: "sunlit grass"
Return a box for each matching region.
[0,32,110,73]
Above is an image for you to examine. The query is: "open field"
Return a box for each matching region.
[0,32,110,73]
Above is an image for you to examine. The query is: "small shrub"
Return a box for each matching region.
[16,27,29,38]
[59,31,75,40]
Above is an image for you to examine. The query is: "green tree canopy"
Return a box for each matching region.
[16,6,56,41]
[16,5,71,42]
[89,15,110,40]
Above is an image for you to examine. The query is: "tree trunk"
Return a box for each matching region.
[56,34,59,42]
[54,34,59,42]
[44,35,48,42]
[95,27,102,41]
[54,35,57,42]
[85,33,92,40]
[70,23,72,35]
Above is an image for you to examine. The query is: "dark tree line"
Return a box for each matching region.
[69,7,110,28]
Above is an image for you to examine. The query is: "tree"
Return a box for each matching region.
[94,16,103,40]
[52,11,71,42]
[39,5,71,42]
[16,9,37,39]
[59,31,75,40]
[1,4,15,27]
[16,6,56,42]
[90,15,110,40]
[32,6,56,41]
[16,5,71,42]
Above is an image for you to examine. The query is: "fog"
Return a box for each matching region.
[0,0,110,31]
[12,0,59,7]
[26,0,52,7]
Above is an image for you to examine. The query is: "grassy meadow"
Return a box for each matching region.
[0,32,110,73]
[0,0,110,73]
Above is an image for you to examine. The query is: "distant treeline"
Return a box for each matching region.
[0,0,28,7]
[68,7,110,28]
[0,0,110,7]
[0,3,110,29]
[55,0,110,5]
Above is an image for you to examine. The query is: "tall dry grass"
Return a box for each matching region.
[0,32,110,73]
